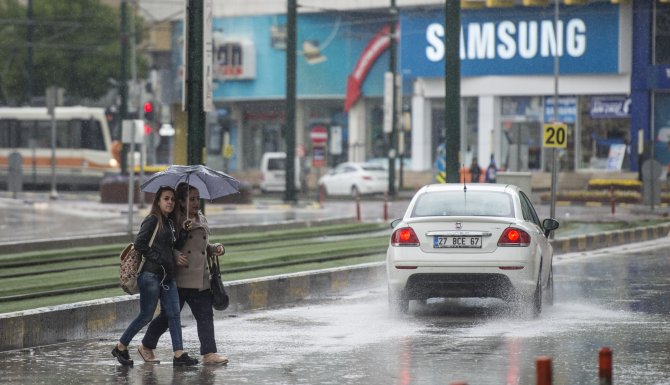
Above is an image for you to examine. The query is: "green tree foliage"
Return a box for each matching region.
[0,0,146,105]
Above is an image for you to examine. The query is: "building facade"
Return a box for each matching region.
[158,0,668,179]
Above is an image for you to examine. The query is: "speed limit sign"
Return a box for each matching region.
[543,123,567,148]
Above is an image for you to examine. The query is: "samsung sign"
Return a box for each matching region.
[400,2,619,77]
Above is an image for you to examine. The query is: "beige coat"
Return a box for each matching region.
[174,212,215,290]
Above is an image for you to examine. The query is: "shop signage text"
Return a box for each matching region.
[425,19,586,63]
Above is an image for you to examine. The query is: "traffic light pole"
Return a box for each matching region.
[186,0,205,168]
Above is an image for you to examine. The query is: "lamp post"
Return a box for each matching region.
[388,0,398,196]
[444,0,461,183]
[550,0,560,221]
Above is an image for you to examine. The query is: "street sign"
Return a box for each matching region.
[312,145,326,168]
[543,122,568,148]
[310,126,328,144]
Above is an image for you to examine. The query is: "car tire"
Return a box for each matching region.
[532,278,543,318]
[544,267,554,307]
[388,285,409,315]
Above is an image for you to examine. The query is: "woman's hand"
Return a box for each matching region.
[213,243,225,256]
[176,253,189,268]
[183,219,193,230]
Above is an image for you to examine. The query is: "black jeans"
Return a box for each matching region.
[142,288,217,355]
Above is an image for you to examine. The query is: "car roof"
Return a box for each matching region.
[418,183,520,194]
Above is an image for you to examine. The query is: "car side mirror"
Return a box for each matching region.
[542,218,560,237]
[390,218,402,229]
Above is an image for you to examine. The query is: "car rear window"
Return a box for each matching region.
[411,191,514,218]
[267,158,286,171]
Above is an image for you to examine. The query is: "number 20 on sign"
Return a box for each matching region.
[543,123,567,148]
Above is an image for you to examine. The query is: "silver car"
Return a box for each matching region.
[386,183,559,316]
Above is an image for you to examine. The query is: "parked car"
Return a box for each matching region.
[386,183,559,316]
[318,162,389,196]
[259,152,302,193]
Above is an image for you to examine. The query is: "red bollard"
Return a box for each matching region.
[536,356,552,385]
[599,347,612,385]
[356,192,361,222]
[610,185,615,215]
[383,192,389,221]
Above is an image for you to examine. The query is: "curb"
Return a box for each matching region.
[1,222,669,352]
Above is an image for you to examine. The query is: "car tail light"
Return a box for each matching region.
[497,227,530,247]
[391,227,420,246]
[362,175,373,181]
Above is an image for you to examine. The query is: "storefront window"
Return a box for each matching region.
[500,96,543,171]
[655,2,670,65]
[579,96,630,170]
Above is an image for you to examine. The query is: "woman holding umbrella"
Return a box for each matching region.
[138,183,229,365]
[112,186,199,367]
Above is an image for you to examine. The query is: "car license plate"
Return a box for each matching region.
[434,236,482,248]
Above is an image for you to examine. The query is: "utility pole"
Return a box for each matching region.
[284,0,297,203]
[26,0,33,105]
[550,0,560,221]
[388,0,398,196]
[186,0,205,167]
[444,0,461,183]
[120,0,129,175]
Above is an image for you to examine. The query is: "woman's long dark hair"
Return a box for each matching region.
[175,183,198,235]
[149,186,176,233]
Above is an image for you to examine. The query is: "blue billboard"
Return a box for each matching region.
[399,2,620,78]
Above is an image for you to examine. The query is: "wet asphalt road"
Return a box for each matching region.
[1,237,669,384]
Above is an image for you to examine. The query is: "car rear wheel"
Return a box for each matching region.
[388,285,409,315]
[532,278,543,318]
[543,267,554,307]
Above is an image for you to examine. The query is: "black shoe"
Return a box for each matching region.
[173,352,198,367]
[112,346,134,366]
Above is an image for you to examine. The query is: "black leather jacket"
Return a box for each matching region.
[135,214,177,279]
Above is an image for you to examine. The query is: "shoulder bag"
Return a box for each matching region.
[207,253,229,311]
[119,223,159,295]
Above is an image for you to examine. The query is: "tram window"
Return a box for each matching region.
[81,119,105,150]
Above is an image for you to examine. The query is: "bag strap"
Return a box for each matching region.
[148,220,159,247]
[207,254,220,276]
[137,220,160,273]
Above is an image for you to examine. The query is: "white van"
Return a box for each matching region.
[259,152,302,193]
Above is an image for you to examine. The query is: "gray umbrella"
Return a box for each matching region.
[140,164,240,200]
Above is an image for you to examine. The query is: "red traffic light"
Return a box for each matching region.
[143,101,153,114]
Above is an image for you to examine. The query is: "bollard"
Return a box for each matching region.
[609,185,615,215]
[599,347,612,385]
[536,356,552,385]
[356,191,361,222]
[383,192,389,221]
[449,381,467,385]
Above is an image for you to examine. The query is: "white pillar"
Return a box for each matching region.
[411,80,432,171]
[478,95,500,168]
[347,99,366,163]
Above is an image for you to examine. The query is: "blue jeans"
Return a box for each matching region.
[143,288,217,355]
[119,271,183,352]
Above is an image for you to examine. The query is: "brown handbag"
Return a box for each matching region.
[119,223,159,295]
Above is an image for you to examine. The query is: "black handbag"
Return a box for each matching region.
[207,254,229,311]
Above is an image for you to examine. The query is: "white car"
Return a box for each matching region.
[318,162,389,196]
[386,183,559,316]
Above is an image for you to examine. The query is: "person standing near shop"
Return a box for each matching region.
[470,157,482,183]
[485,155,498,183]
[139,183,229,365]
[112,186,199,367]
